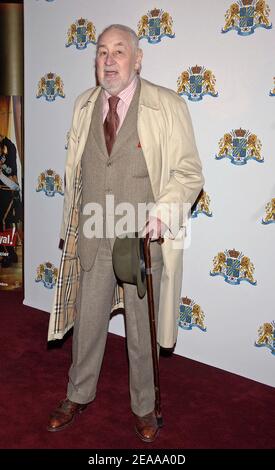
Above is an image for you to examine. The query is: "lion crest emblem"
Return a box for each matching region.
[255,321,275,355]
[177,65,218,101]
[210,249,257,285]
[36,73,65,102]
[137,8,175,43]
[262,198,275,224]
[222,0,272,36]
[66,18,96,50]
[216,128,263,165]
[192,191,213,218]
[36,170,64,197]
[179,297,206,332]
[35,262,58,289]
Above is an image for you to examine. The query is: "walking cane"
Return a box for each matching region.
[143,233,164,428]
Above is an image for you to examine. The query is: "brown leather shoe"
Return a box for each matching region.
[134,411,161,443]
[47,398,87,432]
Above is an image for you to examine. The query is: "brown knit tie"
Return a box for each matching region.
[104,96,120,156]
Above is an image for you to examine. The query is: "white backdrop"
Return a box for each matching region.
[24,0,275,387]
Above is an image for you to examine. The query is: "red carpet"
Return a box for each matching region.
[0,291,275,449]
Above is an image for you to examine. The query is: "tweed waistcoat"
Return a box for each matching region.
[78,80,155,271]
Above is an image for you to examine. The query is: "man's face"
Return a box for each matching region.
[96,28,142,95]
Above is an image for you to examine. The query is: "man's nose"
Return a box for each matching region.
[105,53,116,65]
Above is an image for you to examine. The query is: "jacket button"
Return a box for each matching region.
[107,161,111,167]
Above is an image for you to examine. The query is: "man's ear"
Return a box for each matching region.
[135,48,143,72]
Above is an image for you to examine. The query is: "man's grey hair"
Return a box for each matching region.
[96,24,139,52]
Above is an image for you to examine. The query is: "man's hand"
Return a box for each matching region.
[142,216,168,240]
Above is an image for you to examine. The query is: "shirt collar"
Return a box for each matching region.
[103,75,138,103]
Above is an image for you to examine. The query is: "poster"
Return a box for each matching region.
[0,95,23,290]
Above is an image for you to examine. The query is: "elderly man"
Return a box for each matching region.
[47,24,204,442]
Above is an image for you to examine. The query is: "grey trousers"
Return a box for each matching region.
[67,238,163,417]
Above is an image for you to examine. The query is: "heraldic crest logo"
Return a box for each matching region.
[36,73,65,102]
[221,0,272,36]
[269,77,275,96]
[262,198,275,224]
[177,66,218,102]
[36,170,64,197]
[216,128,263,165]
[255,321,275,355]
[192,190,213,218]
[210,249,257,285]
[178,297,207,332]
[66,18,96,50]
[35,262,58,289]
[137,8,175,43]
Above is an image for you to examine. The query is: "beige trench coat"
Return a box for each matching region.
[48,78,204,348]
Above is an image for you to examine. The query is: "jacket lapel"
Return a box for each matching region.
[74,87,101,168]
[137,78,161,199]
[91,90,109,158]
